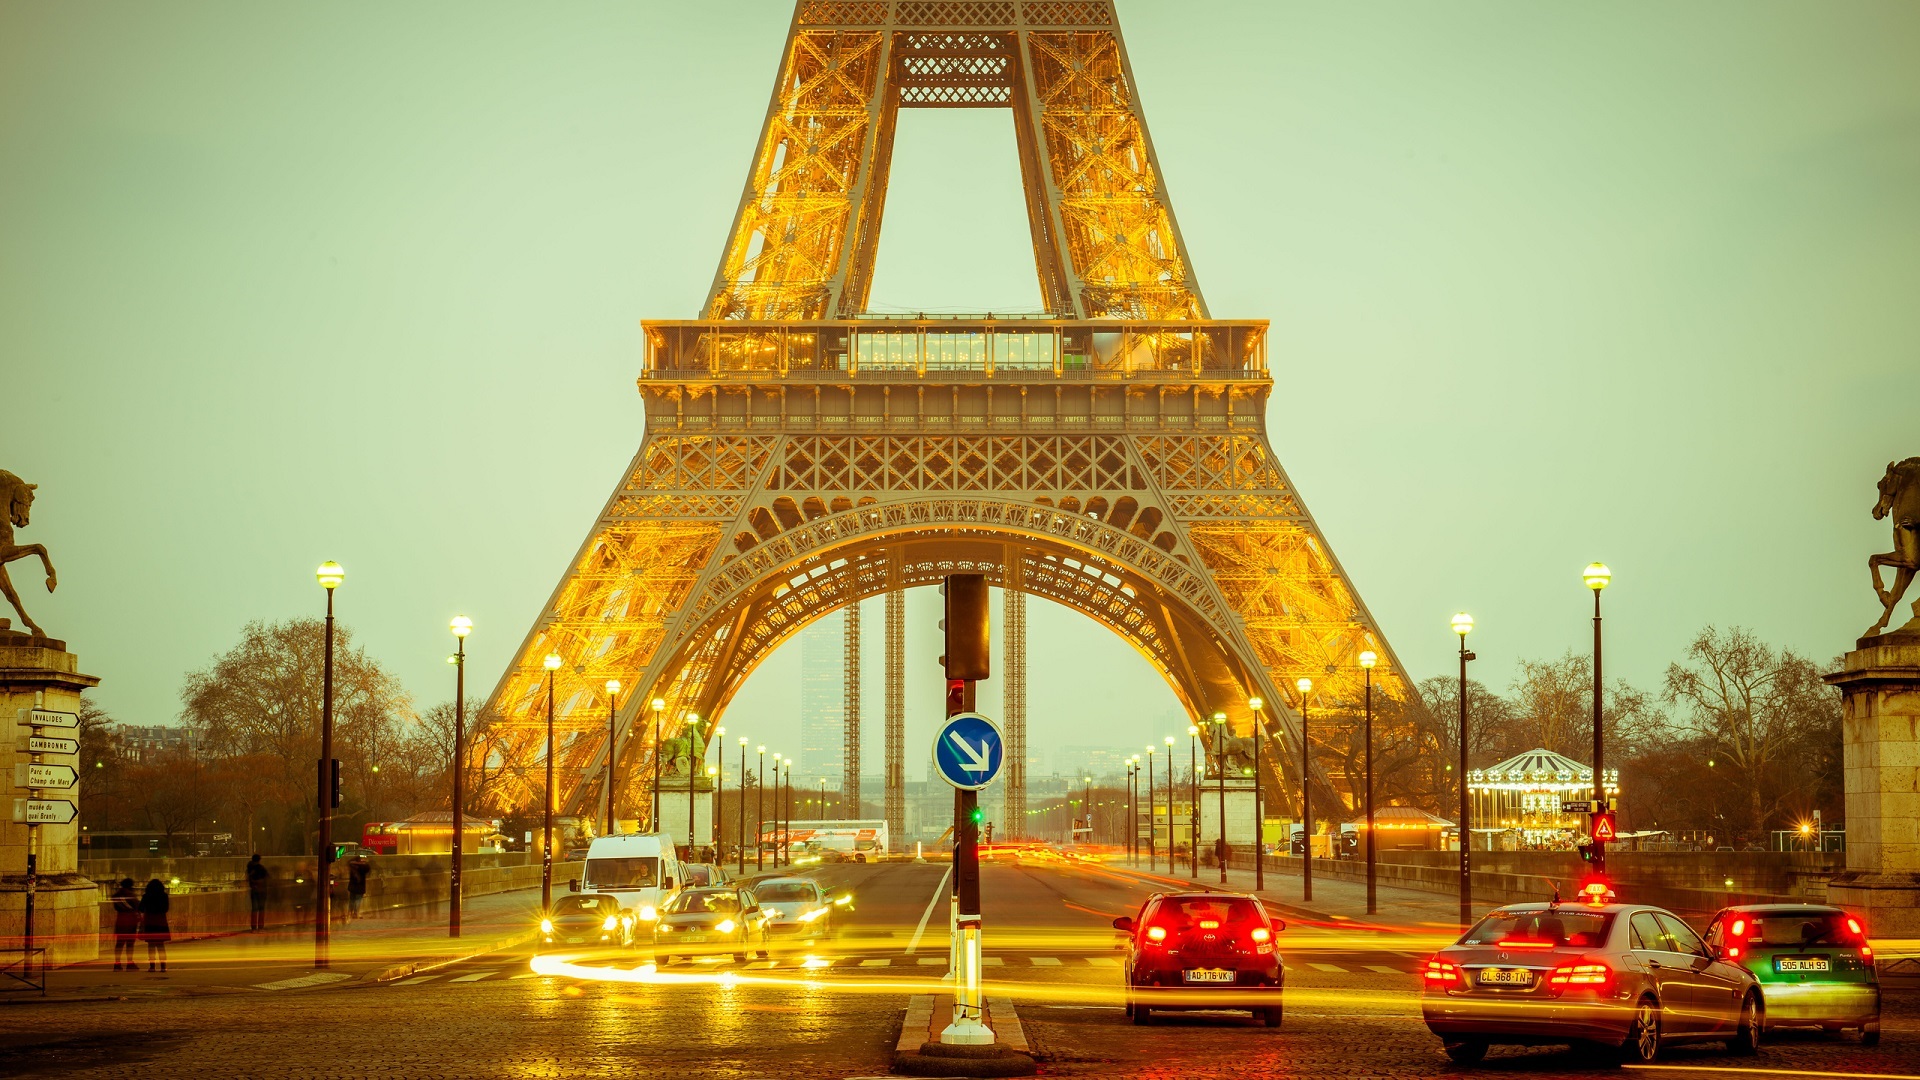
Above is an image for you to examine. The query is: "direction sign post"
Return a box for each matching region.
[937,573,998,1049]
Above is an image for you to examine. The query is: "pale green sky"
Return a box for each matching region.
[5,2,1917,771]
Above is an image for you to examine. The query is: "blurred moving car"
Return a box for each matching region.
[539,893,634,948]
[1705,904,1880,1044]
[750,878,844,948]
[679,863,731,888]
[653,886,765,963]
[1421,897,1761,1064]
[1114,892,1285,1027]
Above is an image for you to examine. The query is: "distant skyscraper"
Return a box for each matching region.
[798,614,844,783]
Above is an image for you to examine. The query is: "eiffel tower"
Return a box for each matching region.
[481,0,1410,840]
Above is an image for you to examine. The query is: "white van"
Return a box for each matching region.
[571,832,684,937]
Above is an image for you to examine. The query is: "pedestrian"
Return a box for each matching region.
[347,853,371,920]
[246,853,270,931]
[139,878,171,973]
[701,844,715,864]
[110,878,139,970]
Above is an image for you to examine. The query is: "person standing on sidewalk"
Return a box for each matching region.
[139,878,171,973]
[347,853,371,921]
[111,878,139,970]
[246,854,270,931]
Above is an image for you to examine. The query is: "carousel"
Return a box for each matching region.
[1467,748,1620,851]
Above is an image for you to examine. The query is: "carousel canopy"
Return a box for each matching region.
[1468,747,1619,792]
[1345,805,1456,830]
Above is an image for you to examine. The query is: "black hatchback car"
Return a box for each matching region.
[1114,891,1286,1027]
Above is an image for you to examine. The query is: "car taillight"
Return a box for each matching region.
[1847,916,1865,938]
[1548,961,1612,993]
[1145,925,1167,944]
[1249,927,1271,944]
[1729,918,1746,939]
[1199,920,1220,930]
[1726,944,1742,960]
[1422,958,1461,985]
[1860,944,1874,960]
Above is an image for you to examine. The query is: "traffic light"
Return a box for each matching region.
[969,805,986,826]
[983,822,995,843]
[1577,840,1598,863]
[330,758,343,809]
[941,574,990,680]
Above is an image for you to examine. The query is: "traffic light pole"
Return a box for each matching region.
[941,575,992,1047]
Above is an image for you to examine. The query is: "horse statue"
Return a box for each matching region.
[1214,733,1260,776]
[1868,457,1920,637]
[0,470,57,637]
[657,733,695,777]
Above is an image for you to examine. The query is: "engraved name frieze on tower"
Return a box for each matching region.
[481,0,1412,834]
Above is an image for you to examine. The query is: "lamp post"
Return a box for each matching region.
[650,697,665,831]
[315,561,343,968]
[1358,652,1377,915]
[541,652,562,914]
[707,765,719,859]
[1452,612,1477,928]
[1083,776,1092,844]
[1145,746,1156,871]
[1212,710,1228,884]
[1351,653,1382,910]
[771,753,783,866]
[756,746,767,869]
[449,614,473,939]
[1295,680,1312,902]
[1125,759,1136,863]
[1584,563,1611,877]
[603,680,622,837]
[737,736,748,873]
[1187,724,1200,879]
[685,713,703,859]
[1249,696,1265,892]
[783,759,793,864]
[1164,736,1175,871]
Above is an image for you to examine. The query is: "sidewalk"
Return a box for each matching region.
[7,888,542,1003]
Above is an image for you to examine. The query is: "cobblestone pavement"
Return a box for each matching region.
[2,858,1915,1079]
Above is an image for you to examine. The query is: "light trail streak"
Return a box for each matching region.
[903,866,951,955]
[1624,1066,1920,1079]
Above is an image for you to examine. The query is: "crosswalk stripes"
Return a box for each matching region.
[385,954,1416,988]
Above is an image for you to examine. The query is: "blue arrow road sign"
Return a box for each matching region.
[932,712,1004,792]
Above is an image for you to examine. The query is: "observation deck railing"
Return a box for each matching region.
[641,318,1268,382]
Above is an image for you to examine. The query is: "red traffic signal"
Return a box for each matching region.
[1592,812,1616,843]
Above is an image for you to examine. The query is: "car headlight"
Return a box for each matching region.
[540,918,554,934]
[716,919,736,934]
[762,908,783,920]
[621,916,633,928]
[638,905,658,921]
[799,907,827,923]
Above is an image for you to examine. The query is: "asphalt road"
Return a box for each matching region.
[3,853,1915,1079]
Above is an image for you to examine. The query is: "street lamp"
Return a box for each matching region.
[710,726,723,857]
[1211,711,1229,884]
[783,758,792,865]
[1452,611,1477,928]
[1164,736,1176,873]
[1584,562,1611,876]
[1145,746,1157,871]
[1083,776,1093,845]
[541,652,562,914]
[772,753,783,866]
[1295,679,1312,902]
[1187,724,1200,879]
[737,736,749,873]
[685,713,704,859]
[650,697,665,831]
[603,680,622,837]
[1125,757,1137,864]
[1249,696,1265,891]
[449,614,473,939]
[314,561,343,968]
[756,746,767,870]
[1358,651,1378,915]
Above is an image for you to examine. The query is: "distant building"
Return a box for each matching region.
[1051,745,1134,781]
[797,614,844,784]
[117,724,192,762]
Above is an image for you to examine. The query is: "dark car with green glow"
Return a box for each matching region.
[1703,904,1879,1044]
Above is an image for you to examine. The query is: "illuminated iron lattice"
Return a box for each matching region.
[481,1,1411,827]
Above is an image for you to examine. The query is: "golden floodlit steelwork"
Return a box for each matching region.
[482,0,1409,827]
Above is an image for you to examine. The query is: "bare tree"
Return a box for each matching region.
[1663,626,1840,841]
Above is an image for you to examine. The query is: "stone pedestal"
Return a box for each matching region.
[656,775,716,852]
[1197,778,1260,853]
[1825,629,1920,936]
[1,630,100,966]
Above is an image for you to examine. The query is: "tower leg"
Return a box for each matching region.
[1004,586,1027,840]
[844,601,861,819]
[886,588,905,841]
